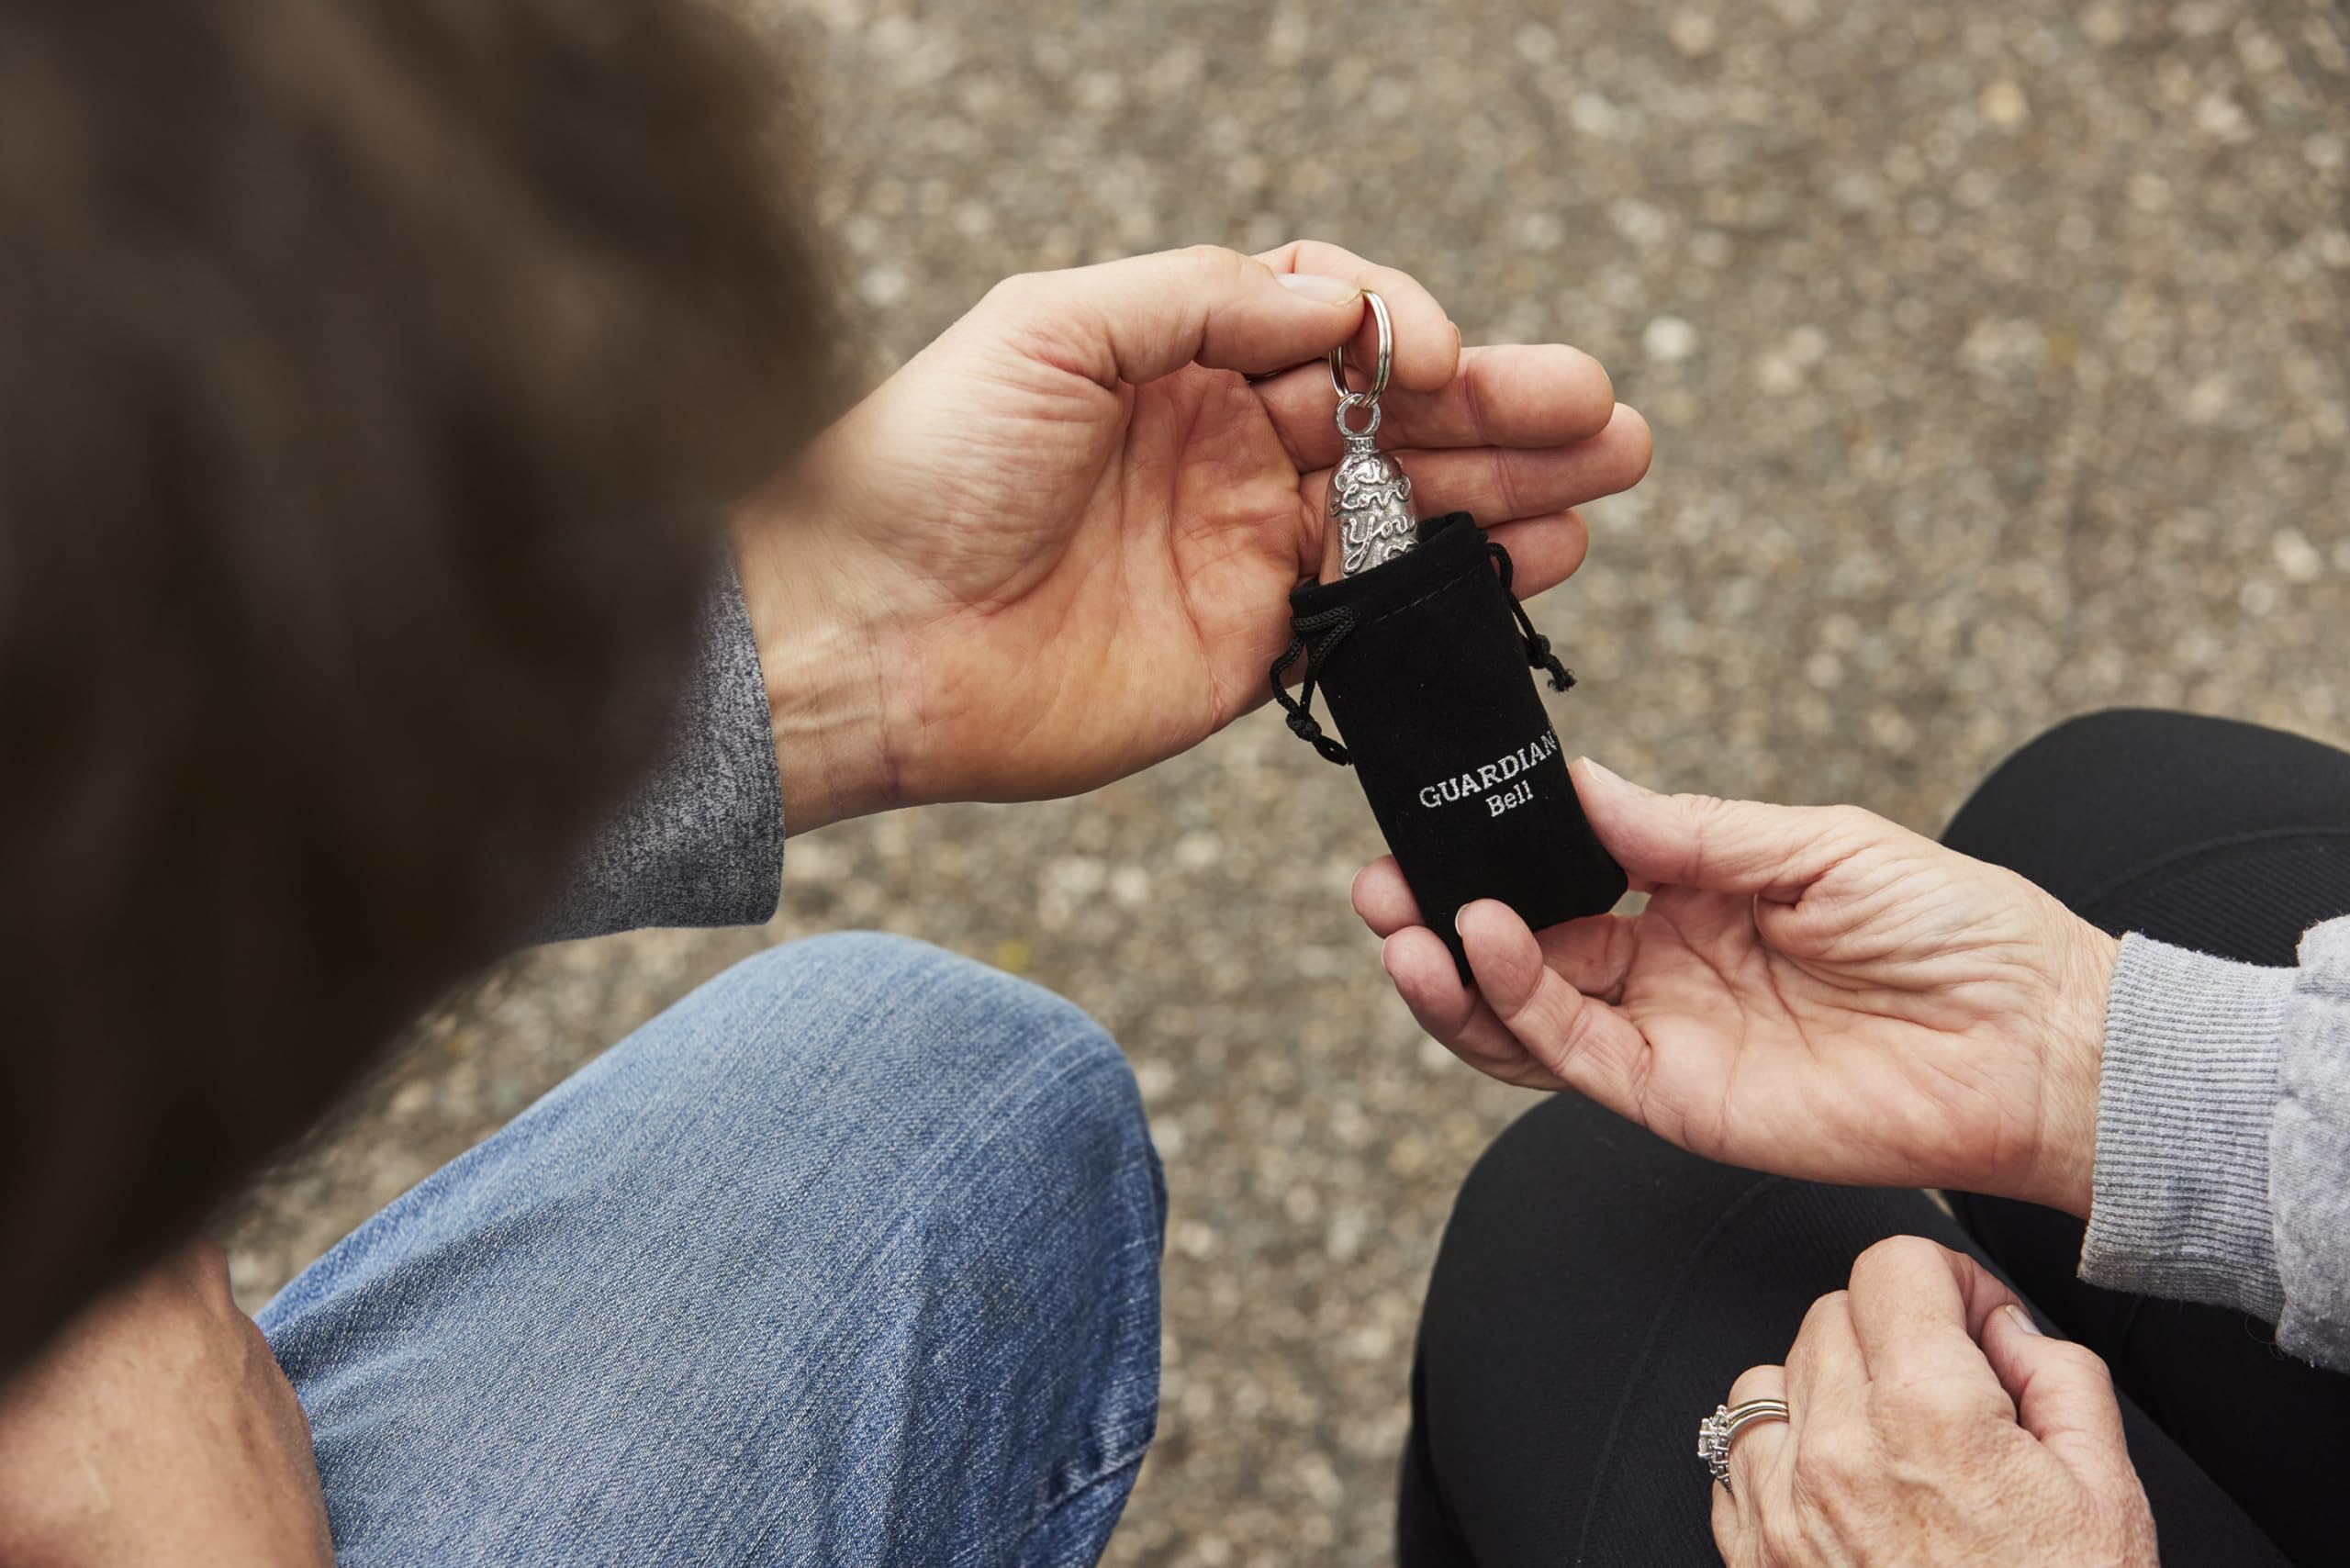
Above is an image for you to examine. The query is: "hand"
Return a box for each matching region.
[732,241,1651,831]
[0,1240,332,1567]
[1355,760,2121,1216]
[1711,1237,2155,1567]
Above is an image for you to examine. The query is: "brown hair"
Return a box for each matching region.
[0,0,835,1367]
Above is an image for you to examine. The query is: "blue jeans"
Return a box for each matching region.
[261,934,1165,1566]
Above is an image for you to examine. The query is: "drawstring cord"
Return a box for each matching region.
[1270,606,1358,765]
[1486,541,1576,692]
[1270,539,1576,765]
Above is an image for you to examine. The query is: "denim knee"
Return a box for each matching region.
[686,935,1166,1536]
[707,930,1136,1111]
[661,932,1159,1229]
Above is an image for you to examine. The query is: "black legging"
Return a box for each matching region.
[1398,711,2350,1566]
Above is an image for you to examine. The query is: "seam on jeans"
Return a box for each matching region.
[2071,825,2350,931]
[1004,1451,1148,1568]
[1568,1171,1786,1568]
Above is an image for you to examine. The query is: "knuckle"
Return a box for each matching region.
[1675,790,1736,825]
[1673,791,1743,856]
[1821,801,1885,840]
[1789,1425,1866,1502]
[1850,1233,1942,1290]
[1796,1289,1850,1346]
[1174,241,1249,282]
[1727,1363,1783,1406]
[1865,1374,1953,1433]
[979,270,1048,315]
[1488,447,1525,519]
[1869,1373,2006,1450]
[1544,994,1606,1071]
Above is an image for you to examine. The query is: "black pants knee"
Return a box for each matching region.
[1401,711,2350,1566]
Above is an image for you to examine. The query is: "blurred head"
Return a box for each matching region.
[0,0,834,1366]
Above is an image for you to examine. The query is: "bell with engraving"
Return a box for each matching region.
[1329,292,1419,577]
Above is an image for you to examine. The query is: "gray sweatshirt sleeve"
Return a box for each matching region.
[531,558,784,941]
[2082,925,2350,1370]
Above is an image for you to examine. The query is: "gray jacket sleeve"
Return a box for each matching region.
[2082,926,2350,1370]
[531,559,785,941]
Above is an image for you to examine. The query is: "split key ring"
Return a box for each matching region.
[1327,288,1393,405]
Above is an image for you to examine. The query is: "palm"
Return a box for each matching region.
[812,334,1314,803]
[1606,875,2059,1195]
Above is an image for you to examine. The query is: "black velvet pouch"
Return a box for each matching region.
[1273,512,1625,976]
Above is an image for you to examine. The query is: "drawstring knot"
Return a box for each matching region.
[1270,606,1359,767]
[1284,708,1352,765]
[1487,541,1576,691]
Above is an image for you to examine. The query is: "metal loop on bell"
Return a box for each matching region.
[1326,288,1393,405]
[1335,390,1382,439]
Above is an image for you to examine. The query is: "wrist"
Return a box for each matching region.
[727,491,901,837]
[2033,913,2121,1219]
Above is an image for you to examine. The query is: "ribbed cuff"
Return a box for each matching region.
[2080,934,2289,1320]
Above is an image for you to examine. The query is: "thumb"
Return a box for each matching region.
[1980,1303,2139,1490]
[1570,757,1896,899]
[985,245,1367,386]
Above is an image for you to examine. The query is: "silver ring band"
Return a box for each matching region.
[1326,288,1393,403]
[1697,1398,1790,1494]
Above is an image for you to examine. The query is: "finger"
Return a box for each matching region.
[1358,853,1632,994]
[1777,1294,1883,1552]
[1457,899,1659,1112]
[1718,1362,1793,1540]
[1527,912,1639,1002]
[993,244,1372,386]
[1708,1474,1748,1566]
[1255,238,1460,389]
[1569,756,1900,900]
[1381,925,1567,1090]
[1942,1248,2031,1343]
[1351,856,1423,937]
[1844,1238,2019,1396]
[1296,407,1653,535]
[1256,342,1618,468]
[1357,857,1639,1004]
[1979,1304,2137,1487]
[1477,510,1591,600]
[1784,1290,1868,1421]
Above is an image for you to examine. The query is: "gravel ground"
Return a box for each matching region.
[225,2,2350,1562]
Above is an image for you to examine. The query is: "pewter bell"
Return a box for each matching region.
[1328,291,1420,577]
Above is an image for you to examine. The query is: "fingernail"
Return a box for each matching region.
[2005,1304,2043,1337]
[1577,756,1645,796]
[1278,273,1360,304]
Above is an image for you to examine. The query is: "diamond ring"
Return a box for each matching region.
[1697,1398,1791,1495]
